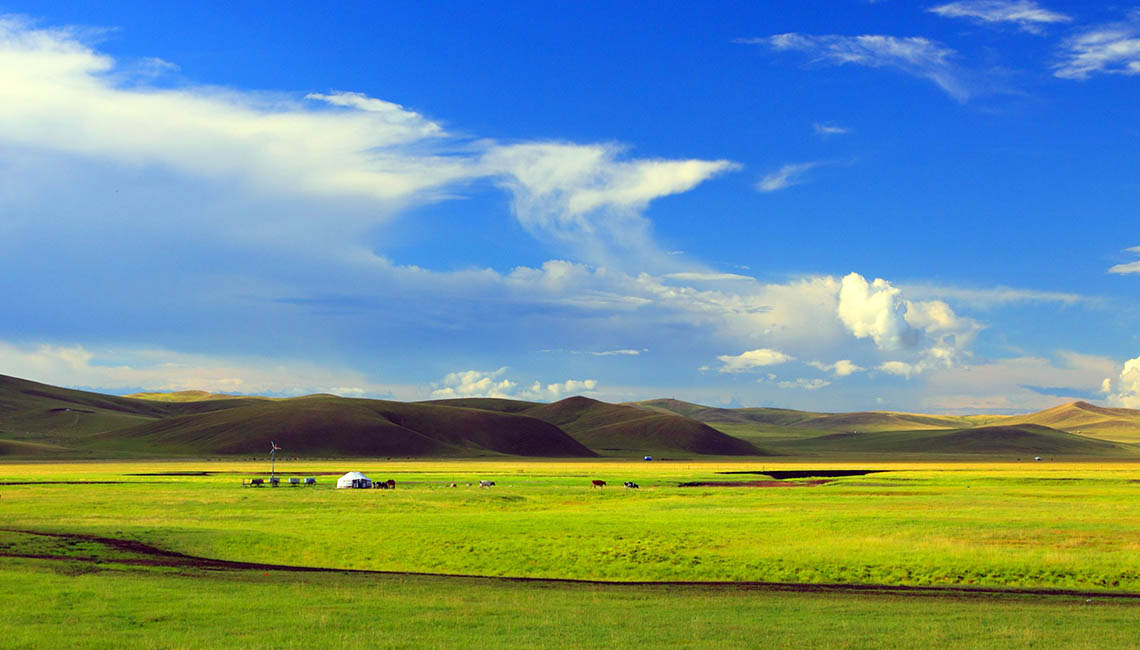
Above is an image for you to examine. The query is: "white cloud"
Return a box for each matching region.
[878,360,919,379]
[1055,12,1140,80]
[0,17,734,269]
[429,368,518,399]
[714,348,794,373]
[1105,355,1140,408]
[751,33,972,102]
[756,162,819,192]
[837,273,917,351]
[929,1,1071,34]
[519,379,599,401]
[0,340,408,398]
[813,123,849,136]
[809,359,865,377]
[901,283,1090,307]
[589,349,646,356]
[429,368,597,401]
[776,378,831,390]
[1108,246,1140,275]
[924,352,1118,411]
[482,143,737,265]
[837,273,981,377]
[664,272,755,282]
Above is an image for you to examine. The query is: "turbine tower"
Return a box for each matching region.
[270,441,281,478]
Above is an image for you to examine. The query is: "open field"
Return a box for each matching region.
[4,555,1139,649]
[5,458,1140,647]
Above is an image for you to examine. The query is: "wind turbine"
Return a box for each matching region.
[270,441,281,478]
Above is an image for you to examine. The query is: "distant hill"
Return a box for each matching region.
[125,390,269,403]
[778,423,1129,457]
[91,397,597,458]
[1002,401,1140,443]
[636,398,970,431]
[523,396,762,456]
[4,373,1140,459]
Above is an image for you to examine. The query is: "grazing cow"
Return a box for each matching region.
[624,481,639,489]
[448,482,457,488]
[385,479,396,489]
[591,480,606,489]
[479,480,496,488]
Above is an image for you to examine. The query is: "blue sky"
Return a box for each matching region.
[2,0,1139,412]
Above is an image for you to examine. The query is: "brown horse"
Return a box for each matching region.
[591,480,606,489]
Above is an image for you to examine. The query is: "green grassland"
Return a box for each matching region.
[5,459,1140,648]
[5,460,1140,590]
[4,555,1138,649]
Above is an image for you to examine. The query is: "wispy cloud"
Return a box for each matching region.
[929,1,1072,34]
[775,378,831,390]
[1108,246,1140,274]
[0,16,735,270]
[756,162,819,192]
[1054,12,1140,80]
[901,283,1091,307]
[813,122,850,136]
[744,33,972,102]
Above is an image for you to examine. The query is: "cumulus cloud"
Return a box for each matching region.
[714,348,794,373]
[429,368,597,401]
[1105,355,1140,408]
[1054,12,1140,80]
[756,162,819,192]
[929,1,1071,34]
[1108,246,1140,274]
[837,273,981,377]
[837,273,918,351]
[748,33,972,102]
[809,359,865,377]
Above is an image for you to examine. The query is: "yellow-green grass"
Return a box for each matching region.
[4,555,1139,650]
[5,460,1140,593]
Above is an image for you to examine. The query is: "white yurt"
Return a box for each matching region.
[336,471,372,489]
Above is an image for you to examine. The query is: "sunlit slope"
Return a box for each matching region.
[1002,401,1140,443]
[779,424,1131,456]
[91,397,597,457]
[525,396,763,456]
[125,390,272,403]
[0,374,262,452]
[635,398,971,431]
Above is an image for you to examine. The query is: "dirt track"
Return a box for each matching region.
[2,528,1139,601]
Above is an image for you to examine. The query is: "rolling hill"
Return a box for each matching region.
[4,372,1140,459]
[1002,401,1140,443]
[92,397,596,458]
[777,424,1129,457]
[430,395,764,456]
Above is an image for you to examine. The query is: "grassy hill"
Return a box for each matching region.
[523,396,762,456]
[1002,401,1140,443]
[778,424,1131,457]
[5,373,1140,459]
[91,397,598,458]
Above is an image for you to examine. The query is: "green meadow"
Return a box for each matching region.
[5,459,1140,648]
